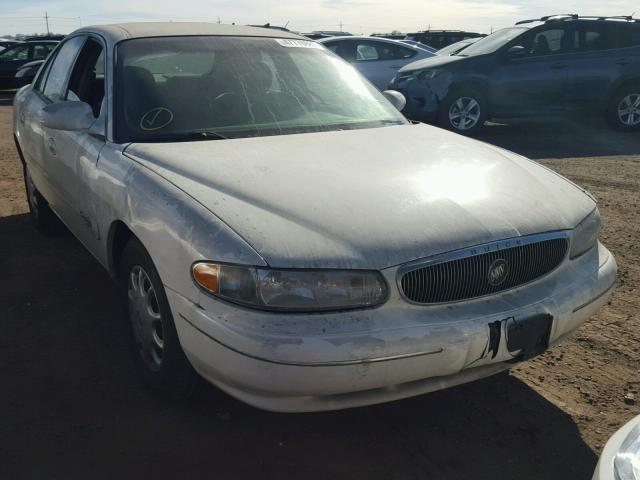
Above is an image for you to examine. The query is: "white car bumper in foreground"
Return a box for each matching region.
[168,243,616,412]
[593,414,640,480]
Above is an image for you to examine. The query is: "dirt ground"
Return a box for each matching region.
[1,90,639,479]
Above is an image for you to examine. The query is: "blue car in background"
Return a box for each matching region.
[390,15,640,133]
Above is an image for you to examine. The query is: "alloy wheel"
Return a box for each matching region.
[128,265,164,371]
[618,93,640,126]
[449,97,481,131]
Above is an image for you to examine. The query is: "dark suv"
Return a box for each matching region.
[390,15,640,132]
[404,30,485,50]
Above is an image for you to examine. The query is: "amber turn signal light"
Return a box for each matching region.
[192,263,220,293]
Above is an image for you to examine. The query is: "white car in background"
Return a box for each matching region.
[593,414,640,480]
[320,36,434,90]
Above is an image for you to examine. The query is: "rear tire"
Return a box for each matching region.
[608,86,640,131]
[438,88,487,134]
[23,165,63,234]
[119,238,199,400]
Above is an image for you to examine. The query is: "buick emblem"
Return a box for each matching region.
[487,259,509,286]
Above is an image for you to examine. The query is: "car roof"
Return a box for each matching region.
[72,22,305,46]
[319,35,415,45]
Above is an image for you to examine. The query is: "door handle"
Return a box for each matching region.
[47,137,56,156]
[550,63,567,69]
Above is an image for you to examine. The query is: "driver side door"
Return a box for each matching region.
[490,25,576,117]
[38,35,107,254]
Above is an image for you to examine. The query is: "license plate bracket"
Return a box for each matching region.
[505,313,553,362]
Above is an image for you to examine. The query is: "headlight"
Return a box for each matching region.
[570,208,601,259]
[192,263,388,312]
[416,69,441,80]
[614,423,640,480]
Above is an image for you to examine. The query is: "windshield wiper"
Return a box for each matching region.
[145,130,231,143]
[190,130,230,140]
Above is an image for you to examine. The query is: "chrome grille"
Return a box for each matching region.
[399,235,569,304]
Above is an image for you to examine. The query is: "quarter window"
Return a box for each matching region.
[42,36,86,102]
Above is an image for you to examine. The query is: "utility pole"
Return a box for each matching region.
[217,16,221,24]
[45,11,50,35]
[339,19,343,32]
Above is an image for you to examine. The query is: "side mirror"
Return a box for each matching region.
[382,90,406,111]
[507,45,527,58]
[40,101,95,131]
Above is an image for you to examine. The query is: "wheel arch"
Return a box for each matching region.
[607,76,640,101]
[107,219,137,280]
[445,78,492,116]
[13,134,26,167]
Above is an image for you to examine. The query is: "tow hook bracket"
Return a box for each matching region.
[487,321,502,359]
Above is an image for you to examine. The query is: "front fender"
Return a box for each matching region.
[94,146,267,303]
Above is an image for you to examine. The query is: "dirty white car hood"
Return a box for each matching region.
[125,124,594,269]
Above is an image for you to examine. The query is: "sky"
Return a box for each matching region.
[0,0,638,36]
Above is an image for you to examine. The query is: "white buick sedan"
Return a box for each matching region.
[13,23,616,412]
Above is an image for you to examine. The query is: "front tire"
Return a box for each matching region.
[23,165,63,234]
[608,86,640,131]
[438,89,487,134]
[120,238,199,400]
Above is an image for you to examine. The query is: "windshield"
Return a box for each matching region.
[457,27,528,56]
[115,36,406,142]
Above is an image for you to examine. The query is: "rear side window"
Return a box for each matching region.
[42,36,86,101]
[577,24,623,51]
[33,44,53,60]
[0,45,29,61]
[620,26,640,48]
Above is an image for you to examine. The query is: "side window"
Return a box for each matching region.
[531,29,565,55]
[397,45,418,59]
[616,25,640,49]
[0,45,30,61]
[66,38,105,118]
[520,27,574,56]
[42,36,86,102]
[324,42,339,53]
[32,44,53,60]
[356,43,379,61]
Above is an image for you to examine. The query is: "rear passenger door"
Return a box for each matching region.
[565,22,640,109]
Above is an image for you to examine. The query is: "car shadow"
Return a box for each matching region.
[473,114,640,159]
[0,90,16,106]
[0,213,596,479]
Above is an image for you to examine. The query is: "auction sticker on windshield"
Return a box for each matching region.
[275,39,322,49]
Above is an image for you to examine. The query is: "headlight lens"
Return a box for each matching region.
[417,69,441,80]
[614,423,640,480]
[570,208,600,259]
[192,263,388,312]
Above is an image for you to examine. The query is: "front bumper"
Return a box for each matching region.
[169,242,616,412]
